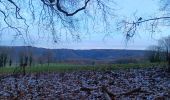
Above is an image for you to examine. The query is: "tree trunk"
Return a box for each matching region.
[168,53,170,72]
[23,66,26,76]
[168,59,170,72]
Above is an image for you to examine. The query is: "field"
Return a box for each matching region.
[0,62,167,74]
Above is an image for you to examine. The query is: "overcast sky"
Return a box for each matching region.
[0,0,170,50]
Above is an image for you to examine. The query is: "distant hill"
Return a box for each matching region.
[0,46,148,64]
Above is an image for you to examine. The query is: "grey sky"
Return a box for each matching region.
[0,0,170,50]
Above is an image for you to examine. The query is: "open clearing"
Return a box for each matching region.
[0,63,166,74]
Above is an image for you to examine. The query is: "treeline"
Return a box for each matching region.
[0,52,9,67]
[0,46,55,67]
[0,47,13,67]
[146,35,170,71]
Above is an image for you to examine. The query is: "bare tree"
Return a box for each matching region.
[158,35,170,71]
[29,55,33,66]
[19,49,29,75]
[0,53,7,67]
[117,0,170,40]
[0,0,115,43]
[43,49,54,66]
[0,0,169,45]
[0,0,169,43]
[9,58,12,66]
[116,0,170,72]
[146,35,170,71]
[0,47,9,67]
[146,45,163,63]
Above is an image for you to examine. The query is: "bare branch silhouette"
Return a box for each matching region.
[0,0,115,43]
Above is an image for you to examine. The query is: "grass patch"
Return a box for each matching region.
[0,62,167,74]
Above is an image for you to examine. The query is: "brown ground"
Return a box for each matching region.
[0,67,170,100]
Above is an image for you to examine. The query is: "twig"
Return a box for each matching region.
[102,86,116,100]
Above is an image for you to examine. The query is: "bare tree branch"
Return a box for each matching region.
[118,16,170,40]
[0,0,115,43]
